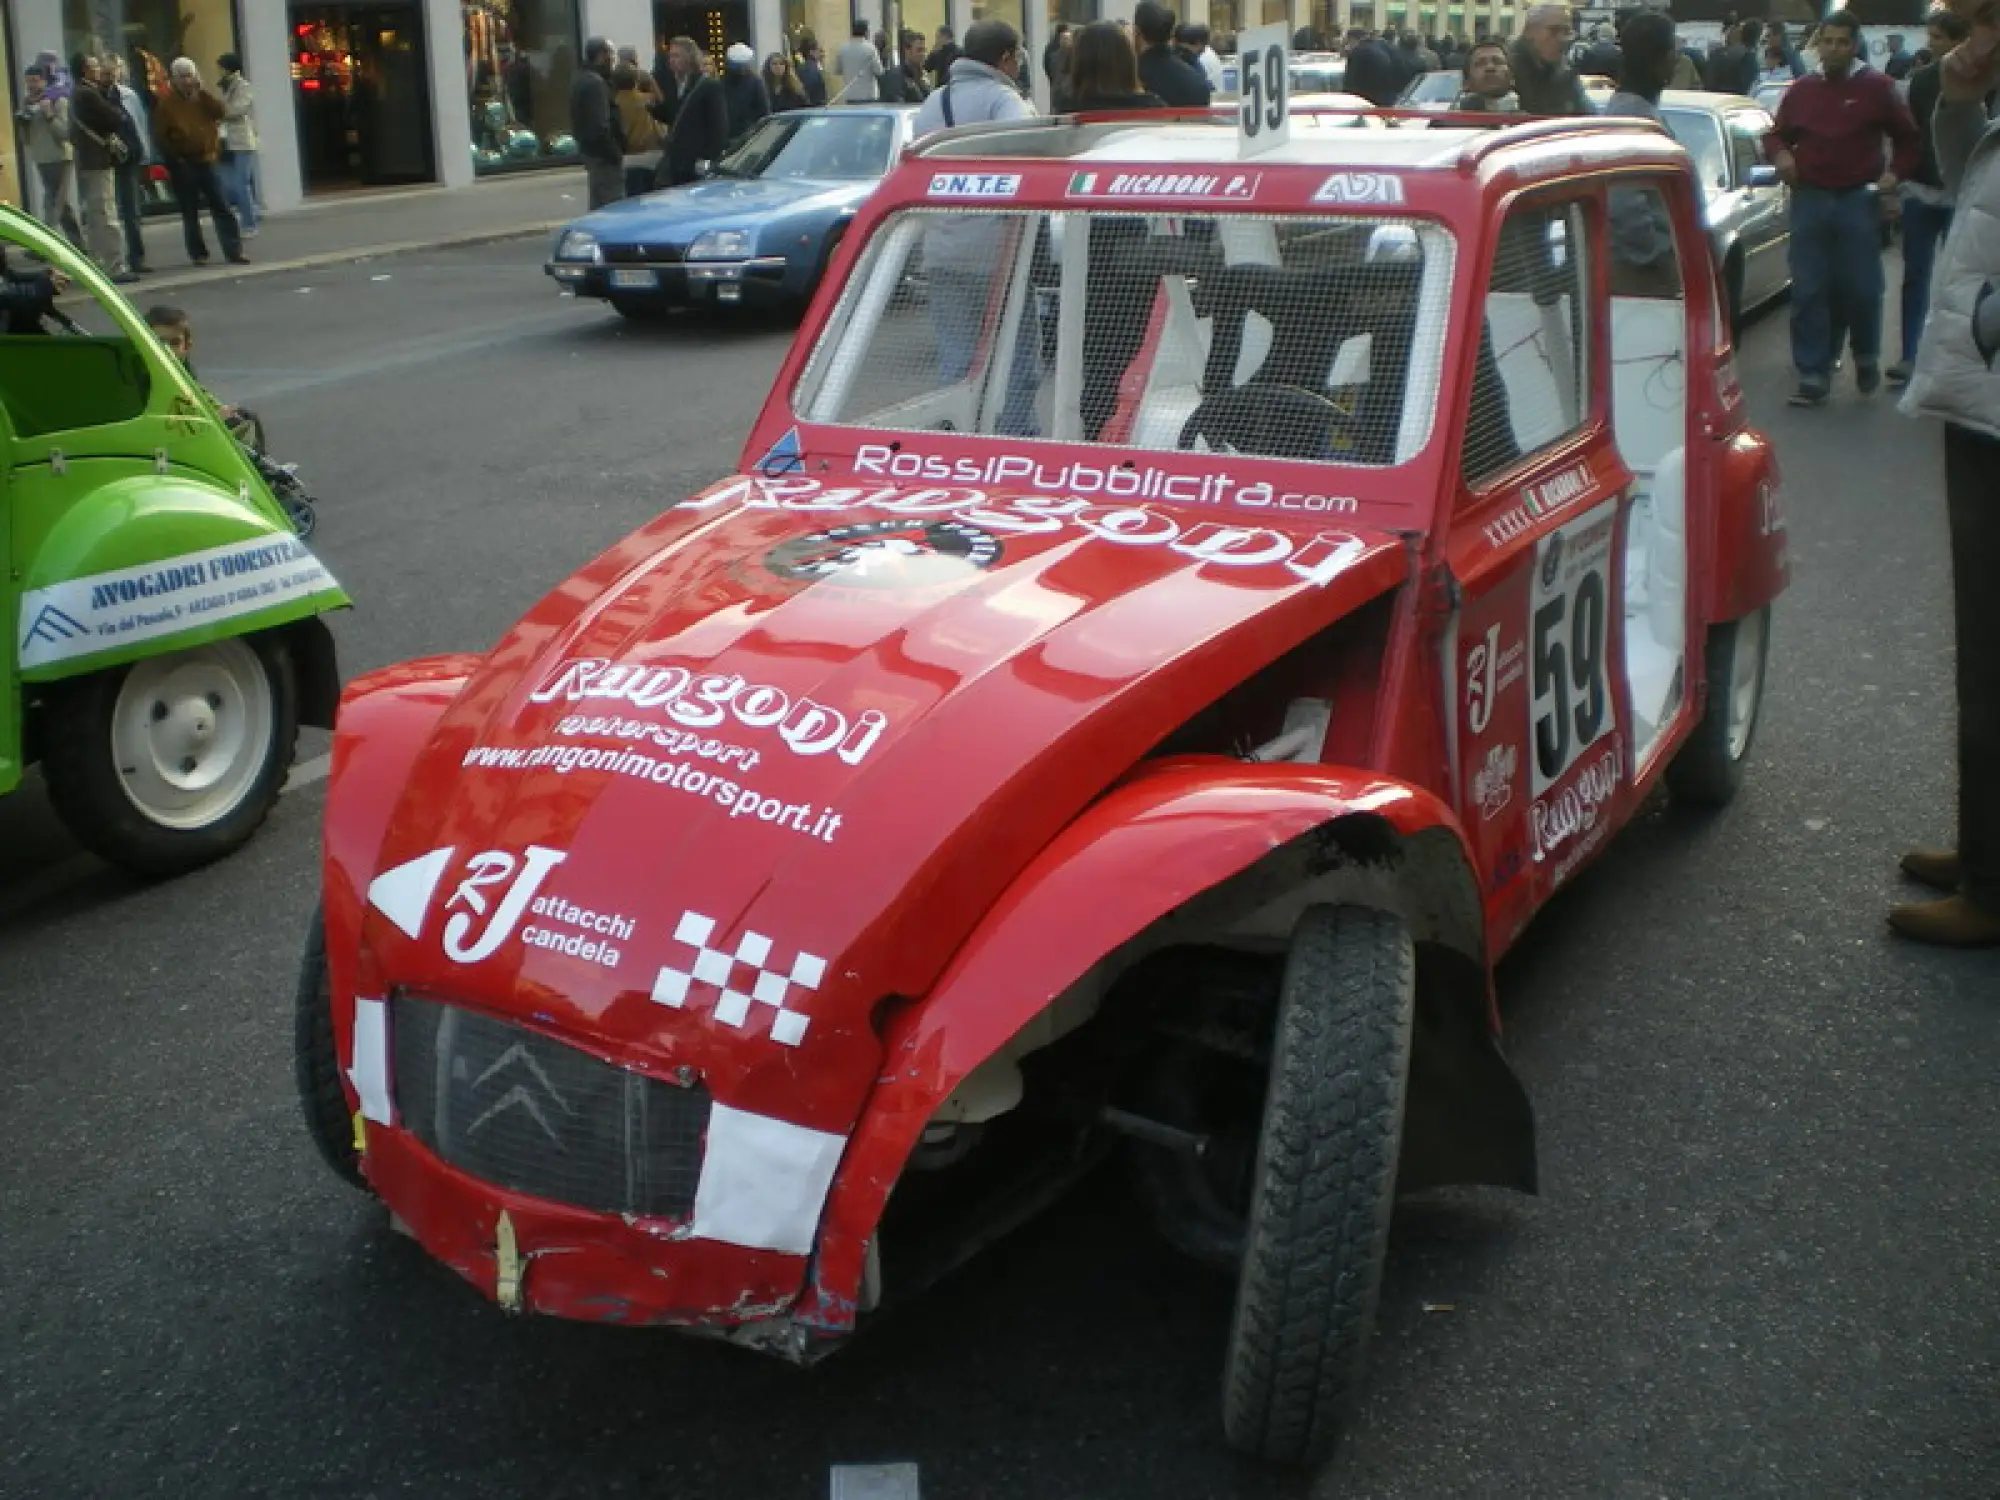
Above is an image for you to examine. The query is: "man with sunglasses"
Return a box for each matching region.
[1508,5,1592,116]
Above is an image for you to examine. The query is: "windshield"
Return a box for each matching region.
[1660,109,1728,195]
[1401,72,1463,104]
[717,112,898,182]
[795,207,1456,468]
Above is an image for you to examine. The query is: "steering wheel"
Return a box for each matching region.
[1178,384,1362,462]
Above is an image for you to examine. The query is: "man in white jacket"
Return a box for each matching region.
[1893,0,2000,945]
[216,52,259,236]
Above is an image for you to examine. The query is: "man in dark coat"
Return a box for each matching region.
[719,42,771,140]
[654,36,730,187]
[569,36,624,208]
[1134,0,1210,106]
[1508,3,1592,114]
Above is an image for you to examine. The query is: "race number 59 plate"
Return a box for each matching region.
[1236,23,1290,158]
[1529,504,1618,796]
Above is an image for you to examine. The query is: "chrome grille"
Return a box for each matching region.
[391,995,708,1219]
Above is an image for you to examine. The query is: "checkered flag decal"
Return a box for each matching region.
[650,910,827,1047]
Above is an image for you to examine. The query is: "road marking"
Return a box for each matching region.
[285,754,331,792]
[829,1465,921,1500]
[0,750,334,924]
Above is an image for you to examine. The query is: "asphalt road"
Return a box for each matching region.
[2,240,1996,1500]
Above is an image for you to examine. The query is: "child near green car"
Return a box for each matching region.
[145,303,249,436]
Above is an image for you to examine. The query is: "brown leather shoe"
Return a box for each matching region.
[1899,849,1962,892]
[1888,895,2000,947]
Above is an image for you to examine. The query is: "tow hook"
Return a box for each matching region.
[1099,1106,1211,1158]
[495,1210,524,1312]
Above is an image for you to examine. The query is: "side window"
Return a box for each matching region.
[1607,181,1683,301]
[0,236,151,438]
[1727,114,1767,185]
[1461,198,1590,489]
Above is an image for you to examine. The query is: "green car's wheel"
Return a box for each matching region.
[40,633,297,877]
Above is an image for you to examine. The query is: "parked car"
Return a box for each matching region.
[1398,69,1465,110]
[1651,90,1791,330]
[303,110,1786,1468]
[545,106,917,319]
[1217,51,1345,100]
[0,207,348,875]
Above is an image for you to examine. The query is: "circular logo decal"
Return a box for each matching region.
[765,519,1003,590]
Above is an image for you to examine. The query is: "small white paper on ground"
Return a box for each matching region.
[830,1463,921,1500]
[348,997,393,1124]
[689,1103,845,1255]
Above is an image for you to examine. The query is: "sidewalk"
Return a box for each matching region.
[127,167,589,293]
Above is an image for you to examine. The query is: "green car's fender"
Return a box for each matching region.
[13,461,346,688]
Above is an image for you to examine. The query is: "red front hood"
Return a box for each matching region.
[357,475,1408,1133]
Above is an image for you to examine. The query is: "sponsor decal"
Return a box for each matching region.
[1473,742,1519,821]
[527,658,888,764]
[1529,505,1618,796]
[927,171,1021,199]
[685,474,1371,588]
[651,910,827,1048]
[1066,169,1260,200]
[765,518,1003,588]
[757,427,805,476]
[460,741,845,842]
[366,844,638,970]
[1530,742,1621,859]
[1312,171,1406,206]
[1524,460,1594,519]
[17,535,338,669]
[1483,506,1535,549]
[1463,622,1525,736]
[1756,479,1785,537]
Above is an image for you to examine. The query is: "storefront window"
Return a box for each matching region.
[64,0,239,86]
[465,0,583,175]
[1,19,17,208]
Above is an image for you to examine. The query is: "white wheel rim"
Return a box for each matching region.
[110,639,274,830]
[1725,609,1767,762]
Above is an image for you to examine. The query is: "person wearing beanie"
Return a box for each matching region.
[721,42,772,140]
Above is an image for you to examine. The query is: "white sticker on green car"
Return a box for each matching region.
[17,535,338,669]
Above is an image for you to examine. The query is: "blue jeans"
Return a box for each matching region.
[1898,197,1953,366]
[929,269,1043,437]
[220,150,259,233]
[1788,184,1884,389]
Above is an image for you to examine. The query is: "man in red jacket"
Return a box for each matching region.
[1765,10,1920,406]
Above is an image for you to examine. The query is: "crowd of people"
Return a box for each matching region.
[13,48,260,276]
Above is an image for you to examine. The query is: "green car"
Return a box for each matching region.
[1,205,348,877]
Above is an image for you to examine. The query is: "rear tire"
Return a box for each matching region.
[1221,905,1414,1466]
[295,906,370,1191]
[40,633,296,877]
[1666,606,1770,810]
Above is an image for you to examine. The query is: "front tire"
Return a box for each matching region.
[1221,905,1414,1466]
[40,633,297,877]
[1666,606,1770,810]
[295,906,369,1190]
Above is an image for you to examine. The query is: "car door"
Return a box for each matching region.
[1444,192,1638,954]
[1726,108,1788,307]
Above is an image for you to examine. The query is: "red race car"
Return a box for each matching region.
[299,111,1786,1464]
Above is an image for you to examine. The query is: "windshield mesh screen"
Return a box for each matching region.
[795,209,1455,467]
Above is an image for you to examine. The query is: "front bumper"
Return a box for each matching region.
[546,255,793,307]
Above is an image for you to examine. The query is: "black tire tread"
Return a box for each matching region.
[1221,905,1415,1466]
[39,633,297,878]
[294,907,369,1191]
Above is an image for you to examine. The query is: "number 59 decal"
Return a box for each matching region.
[1529,506,1618,795]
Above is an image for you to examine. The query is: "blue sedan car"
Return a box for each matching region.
[545,106,917,318]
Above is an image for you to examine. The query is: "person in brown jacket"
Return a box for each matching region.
[153,56,245,266]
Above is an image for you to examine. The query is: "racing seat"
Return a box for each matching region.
[1180,261,1421,464]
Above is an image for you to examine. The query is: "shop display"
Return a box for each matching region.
[464,0,582,174]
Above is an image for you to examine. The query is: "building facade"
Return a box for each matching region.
[7,0,1935,220]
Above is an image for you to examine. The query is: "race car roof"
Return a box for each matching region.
[912,114,1675,174]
